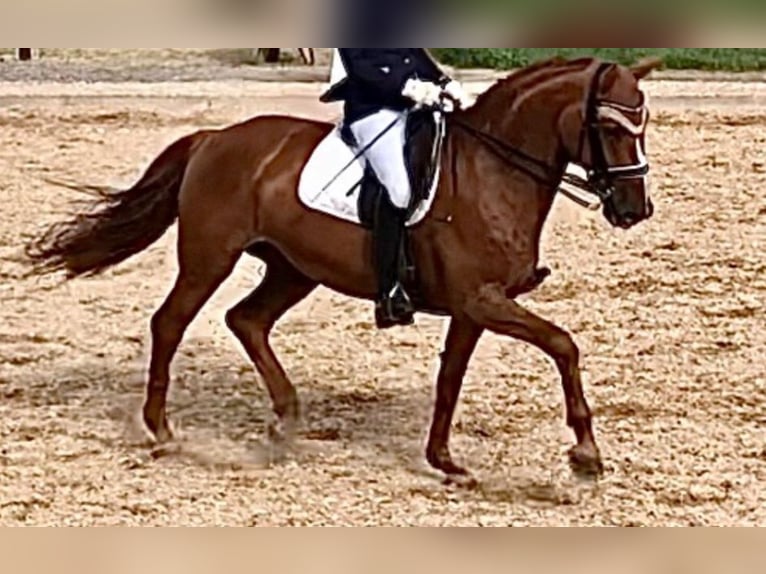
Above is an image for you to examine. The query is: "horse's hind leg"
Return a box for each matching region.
[143,236,242,443]
[225,247,318,445]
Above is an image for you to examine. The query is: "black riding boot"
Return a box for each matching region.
[373,193,415,329]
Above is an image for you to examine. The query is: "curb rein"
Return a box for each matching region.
[448,62,650,209]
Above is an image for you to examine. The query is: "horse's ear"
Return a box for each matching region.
[630,57,663,81]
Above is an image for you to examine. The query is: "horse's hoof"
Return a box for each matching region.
[144,410,174,444]
[154,423,175,445]
[428,449,476,487]
[267,415,298,447]
[568,444,604,479]
[150,441,182,460]
[443,472,479,489]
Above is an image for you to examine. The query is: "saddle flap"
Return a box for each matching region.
[297,114,444,229]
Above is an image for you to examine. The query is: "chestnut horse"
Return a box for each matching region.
[27,56,659,481]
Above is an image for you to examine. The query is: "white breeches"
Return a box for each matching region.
[349,109,411,210]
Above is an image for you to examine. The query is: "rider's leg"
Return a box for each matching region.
[371,189,413,327]
[350,109,411,209]
[350,109,415,328]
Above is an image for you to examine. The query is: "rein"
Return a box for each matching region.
[448,116,604,210]
[447,117,557,187]
[447,61,650,209]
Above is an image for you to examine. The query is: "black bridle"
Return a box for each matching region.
[579,62,650,201]
[449,62,650,204]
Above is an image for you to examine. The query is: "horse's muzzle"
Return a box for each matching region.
[604,197,653,229]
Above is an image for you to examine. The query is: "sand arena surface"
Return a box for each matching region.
[0,63,764,525]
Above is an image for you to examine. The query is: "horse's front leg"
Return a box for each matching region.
[426,317,484,482]
[465,284,604,478]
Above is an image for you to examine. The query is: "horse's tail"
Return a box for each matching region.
[26,132,201,279]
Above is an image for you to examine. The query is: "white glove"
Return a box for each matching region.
[402,78,442,107]
[440,98,456,114]
[442,80,474,110]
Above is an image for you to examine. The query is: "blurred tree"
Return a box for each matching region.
[255,49,315,65]
[263,49,280,63]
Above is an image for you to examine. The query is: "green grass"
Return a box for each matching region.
[432,49,766,72]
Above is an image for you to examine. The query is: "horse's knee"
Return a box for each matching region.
[224,306,244,336]
[225,307,253,338]
[549,330,579,368]
[150,309,163,338]
[150,307,179,344]
[225,306,269,344]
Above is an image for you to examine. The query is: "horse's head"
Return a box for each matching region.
[562,58,661,229]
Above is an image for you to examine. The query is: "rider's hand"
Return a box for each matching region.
[439,96,456,114]
[442,80,474,110]
[402,78,442,108]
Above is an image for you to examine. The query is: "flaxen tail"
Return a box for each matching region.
[26,133,200,279]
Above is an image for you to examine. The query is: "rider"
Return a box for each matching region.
[321,49,473,328]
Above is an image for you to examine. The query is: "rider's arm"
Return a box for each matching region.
[411,49,451,87]
[338,49,421,100]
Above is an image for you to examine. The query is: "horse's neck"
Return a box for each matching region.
[450,97,568,234]
[465,94,569,171]
[442,67,594,259]
[444,126,557,259]
[463,67,589,170]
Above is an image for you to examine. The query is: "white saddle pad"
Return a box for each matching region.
[297,122,442,227]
